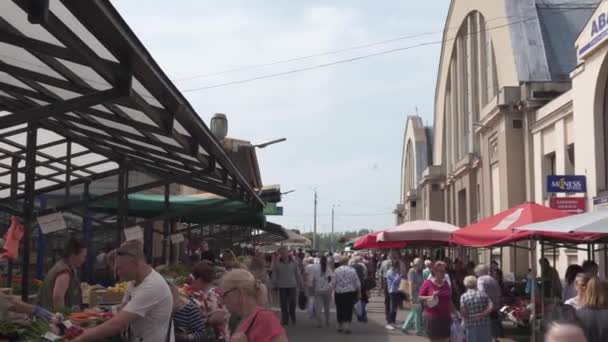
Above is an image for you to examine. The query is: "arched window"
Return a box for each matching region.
[445,11,498,168]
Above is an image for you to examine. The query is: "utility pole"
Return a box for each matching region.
[313,189,317,250]
[331,204,335,252]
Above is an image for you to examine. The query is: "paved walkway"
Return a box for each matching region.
[284,295,425,342]
[280,294,530,342]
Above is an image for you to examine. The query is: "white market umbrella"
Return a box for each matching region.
[514,209,608,234]
[283,229,312,245]
[376,220,458,244]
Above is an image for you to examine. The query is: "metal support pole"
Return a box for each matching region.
[313,190,317,250]
[604,243,607,279]
[162,183,170,265]
[117,163,128,244]
[65,140,71,200]
[530,239,538,342]
[7,157,18,288]
[83,182,93,282]
[144,221,153,264]
[35,196,47,280]
[21,122,37,302]
[552,244,557,267]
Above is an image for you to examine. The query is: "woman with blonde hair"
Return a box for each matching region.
[565,273,592,309]
[249,256,272,306]
[220,269,287,342]
[575,277,608,342]
[222,249,246,271]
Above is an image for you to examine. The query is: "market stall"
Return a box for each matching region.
[0,0,271,340]
[451,202,605,339]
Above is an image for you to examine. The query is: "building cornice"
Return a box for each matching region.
[531,101,573,134]
[445,154,480,185]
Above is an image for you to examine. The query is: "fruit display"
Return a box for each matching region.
[107,282,128,293]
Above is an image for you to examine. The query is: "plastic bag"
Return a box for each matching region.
[450,318,464,342]
[307,296,316,319]
[354,300,367,322]
[298,291,307,310]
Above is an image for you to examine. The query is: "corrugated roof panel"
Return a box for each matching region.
[537,3,598,80]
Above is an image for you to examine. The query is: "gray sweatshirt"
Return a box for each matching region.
[272,258,301,289]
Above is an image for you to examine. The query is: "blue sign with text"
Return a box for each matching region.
[547,175,587,193]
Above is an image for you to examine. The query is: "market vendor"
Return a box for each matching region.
[0,291,53,321]
[72,240,174,342]
[38,238,87,311]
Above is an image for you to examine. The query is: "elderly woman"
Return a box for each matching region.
[419,261,456,342]
[475,264,501,341]
[460,276,492,342]
[334,256,361,334]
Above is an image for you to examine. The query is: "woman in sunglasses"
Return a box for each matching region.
[220,269,287,342]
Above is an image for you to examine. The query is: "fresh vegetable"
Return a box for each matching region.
[63,326,83,340]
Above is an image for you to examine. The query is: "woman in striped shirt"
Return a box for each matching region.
[170,282,214,342]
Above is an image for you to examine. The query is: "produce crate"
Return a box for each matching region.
[88,289,124,307]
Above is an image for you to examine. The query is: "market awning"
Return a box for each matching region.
[0,0,263,208]
[353,231,407,250]
[377,220,458,245]
[515,209,608,234]
[91,194,266,227]
[451,202,600,247]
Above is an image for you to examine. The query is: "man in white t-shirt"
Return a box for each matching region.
[73,241,174,342]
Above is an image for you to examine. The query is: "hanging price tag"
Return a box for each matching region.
[37,212,67,234]
[123,226,144,241]
[170,233,185,244]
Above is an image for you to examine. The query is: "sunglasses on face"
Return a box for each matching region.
[116,250,136,257]
[221,288,239,299]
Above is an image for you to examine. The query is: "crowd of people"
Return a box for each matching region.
[7,235,608,342]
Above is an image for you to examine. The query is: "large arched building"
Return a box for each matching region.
[397,0,602,277]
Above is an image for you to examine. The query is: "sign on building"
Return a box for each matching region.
[546,175,587,193]
[550,197,586,214]
[577,0,608,58]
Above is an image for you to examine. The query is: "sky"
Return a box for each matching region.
[113,1,450,234]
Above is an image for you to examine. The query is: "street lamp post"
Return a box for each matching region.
[313,190,317,250]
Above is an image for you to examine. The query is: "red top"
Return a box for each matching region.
[451,202,600,247]
[235,307,285,342]
[419,279,452,318]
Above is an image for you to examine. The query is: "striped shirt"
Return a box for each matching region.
[172,299,207,341]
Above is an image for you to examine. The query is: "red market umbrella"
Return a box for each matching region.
[353,231,407,250]
[451,202,600,247]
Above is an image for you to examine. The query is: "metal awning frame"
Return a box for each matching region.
[0,0,264,300]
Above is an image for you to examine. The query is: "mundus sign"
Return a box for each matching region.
[546,175,587,193]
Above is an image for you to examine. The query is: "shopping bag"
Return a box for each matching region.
[298,291,308,310]
[354,300,367,322]
[398,279,410,295]
[307,296,316,319]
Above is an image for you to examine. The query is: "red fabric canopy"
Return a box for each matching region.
[451,202,601,247]
[353,231,407,250]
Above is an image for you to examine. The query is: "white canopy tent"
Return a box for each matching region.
[515,209,608,234]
